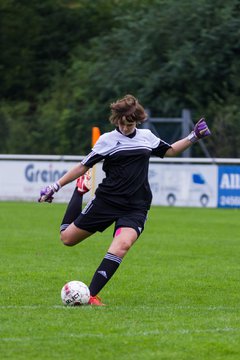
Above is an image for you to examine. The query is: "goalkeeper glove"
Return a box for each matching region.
[38,182,61,203]
[188,118,211,143]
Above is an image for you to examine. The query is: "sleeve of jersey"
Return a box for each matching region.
[81,151,104,168]
[81,134,112,167]
[152,139,172,158]
[146,130,171,158]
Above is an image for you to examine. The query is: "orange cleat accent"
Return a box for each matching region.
[76,169,92,194]
[88,295,106,306]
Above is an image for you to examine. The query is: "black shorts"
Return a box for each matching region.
[74,196,148,237]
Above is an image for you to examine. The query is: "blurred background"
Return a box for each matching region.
[1,0,240,158]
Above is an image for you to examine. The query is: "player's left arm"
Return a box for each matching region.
[165,118,211,157]
[165,137,192,157]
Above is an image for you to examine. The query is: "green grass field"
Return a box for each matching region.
[0,202,240,360]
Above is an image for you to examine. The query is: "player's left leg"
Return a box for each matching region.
[88,227,138,303]
[108,227,138,257]
[88,211,147,305]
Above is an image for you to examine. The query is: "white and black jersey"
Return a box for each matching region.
[81,127,171,211]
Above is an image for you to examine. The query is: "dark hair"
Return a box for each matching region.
[109,94,148,125]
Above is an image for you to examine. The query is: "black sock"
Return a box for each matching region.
[60,188,83,232]
[89,252,122,296]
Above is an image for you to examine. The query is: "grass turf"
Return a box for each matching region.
[0,202,239,359]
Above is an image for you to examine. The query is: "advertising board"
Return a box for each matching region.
[1,157,240,208]
[149,164,218,207]
[218,165,240,208]
[0,161,85,203]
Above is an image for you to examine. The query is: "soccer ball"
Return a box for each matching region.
[61,280,90,306]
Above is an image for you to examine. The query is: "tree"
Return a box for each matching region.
[1,0,240,156]
[59,0,240,155]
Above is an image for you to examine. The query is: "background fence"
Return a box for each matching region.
[0,155,240,208]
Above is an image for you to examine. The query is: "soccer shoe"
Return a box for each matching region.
[76,169,92,194]
[88,295,106,306]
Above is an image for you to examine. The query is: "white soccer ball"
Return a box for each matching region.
[61,280,90,306]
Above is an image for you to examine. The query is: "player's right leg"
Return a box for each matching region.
[76,169,91,194]
[60,170,92,231]
[60,222,92,246]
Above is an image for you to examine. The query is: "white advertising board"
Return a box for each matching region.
[0,159,218,207]
[0,161,90,203]
[149,163,218,207]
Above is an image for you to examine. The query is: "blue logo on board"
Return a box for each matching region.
[218,166,240,207]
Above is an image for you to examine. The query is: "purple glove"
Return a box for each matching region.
[38,182,61,203]
[188,118,211,143]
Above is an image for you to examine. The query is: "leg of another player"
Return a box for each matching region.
[88,227,138,297]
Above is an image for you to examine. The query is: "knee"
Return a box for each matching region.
[121,239,132,252]
[117,239,133,255]
[60,231,74,247]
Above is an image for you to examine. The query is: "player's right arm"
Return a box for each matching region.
[38,163,89,203]
[38,134,110,203]
[58,163,89,187]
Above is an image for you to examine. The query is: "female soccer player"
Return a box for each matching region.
[38,94,211,305]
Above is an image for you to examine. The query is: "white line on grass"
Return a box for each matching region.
[0,305,239,310]
[1,327,239,343]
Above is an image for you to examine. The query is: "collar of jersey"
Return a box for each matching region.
[116,127,136,138]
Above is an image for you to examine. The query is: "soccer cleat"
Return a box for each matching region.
[88,295,106,306]
[76,169,92,194]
